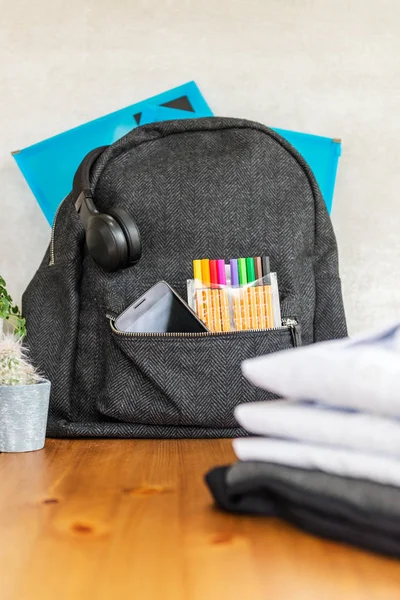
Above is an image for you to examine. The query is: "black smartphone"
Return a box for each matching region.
[114,281,209,334]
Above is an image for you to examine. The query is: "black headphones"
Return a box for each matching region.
[73,146,142,272]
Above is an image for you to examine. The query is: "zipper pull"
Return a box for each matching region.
[290,322,302,347]
[281,318,301,347]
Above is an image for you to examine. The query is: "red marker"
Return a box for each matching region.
[209,260,219,288]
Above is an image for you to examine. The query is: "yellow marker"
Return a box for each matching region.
[193,259,203,285]
[193,260,206,326]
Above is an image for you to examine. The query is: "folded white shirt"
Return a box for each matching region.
[241,322,400,417]
[235,400,400,457]
[233,437,400,487]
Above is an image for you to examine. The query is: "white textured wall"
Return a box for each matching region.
[1,0,399,334]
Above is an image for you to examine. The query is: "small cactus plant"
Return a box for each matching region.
[0,334,40,386]
[0,275,39,386]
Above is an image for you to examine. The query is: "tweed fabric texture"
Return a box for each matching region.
[22,117,347,438]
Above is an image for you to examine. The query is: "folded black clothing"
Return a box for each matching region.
[205,462,400,559]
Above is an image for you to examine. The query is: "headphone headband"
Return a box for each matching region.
[72,146,108,208]
[72,145,142,272]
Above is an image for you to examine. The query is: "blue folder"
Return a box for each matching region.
[274,127,341,215]
[12,81,341,224]
[12,82,213,225]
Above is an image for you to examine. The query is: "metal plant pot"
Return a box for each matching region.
[0,379,51,452]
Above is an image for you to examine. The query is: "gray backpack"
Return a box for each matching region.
[23,117,347,438]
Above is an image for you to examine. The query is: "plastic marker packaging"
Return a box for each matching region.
[187,271,281,332]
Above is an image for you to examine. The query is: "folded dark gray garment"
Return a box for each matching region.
[205,462,400,558]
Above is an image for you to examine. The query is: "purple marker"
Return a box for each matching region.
[230,258,240,287]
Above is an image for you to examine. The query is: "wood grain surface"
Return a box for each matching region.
[1,439,400,600]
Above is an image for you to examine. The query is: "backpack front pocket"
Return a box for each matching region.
[98,320,301,428]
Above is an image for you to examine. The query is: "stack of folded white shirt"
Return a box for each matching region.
[234,322,400,487]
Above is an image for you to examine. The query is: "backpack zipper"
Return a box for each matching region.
[107,313,301,344]
[49,197,67,266]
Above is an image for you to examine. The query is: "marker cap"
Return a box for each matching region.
[238,258,248,286]
[193,259,203,283]
[209,259,218,288]
[201,259,211,287]
[246,257,256,283]
[254,256,263,280]
[262,256,270,277]
[216,259,226,285]
[230,259,239,287]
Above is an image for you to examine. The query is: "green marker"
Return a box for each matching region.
[238,258,248,286]
[246,257,256,283]
[237,257,250,329]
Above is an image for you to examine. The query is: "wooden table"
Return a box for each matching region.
[1,439,400,599]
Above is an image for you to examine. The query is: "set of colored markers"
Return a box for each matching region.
[187,256,281,332]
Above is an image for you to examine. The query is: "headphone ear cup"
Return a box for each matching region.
[107,208,142,265]
[86,213,128,272]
